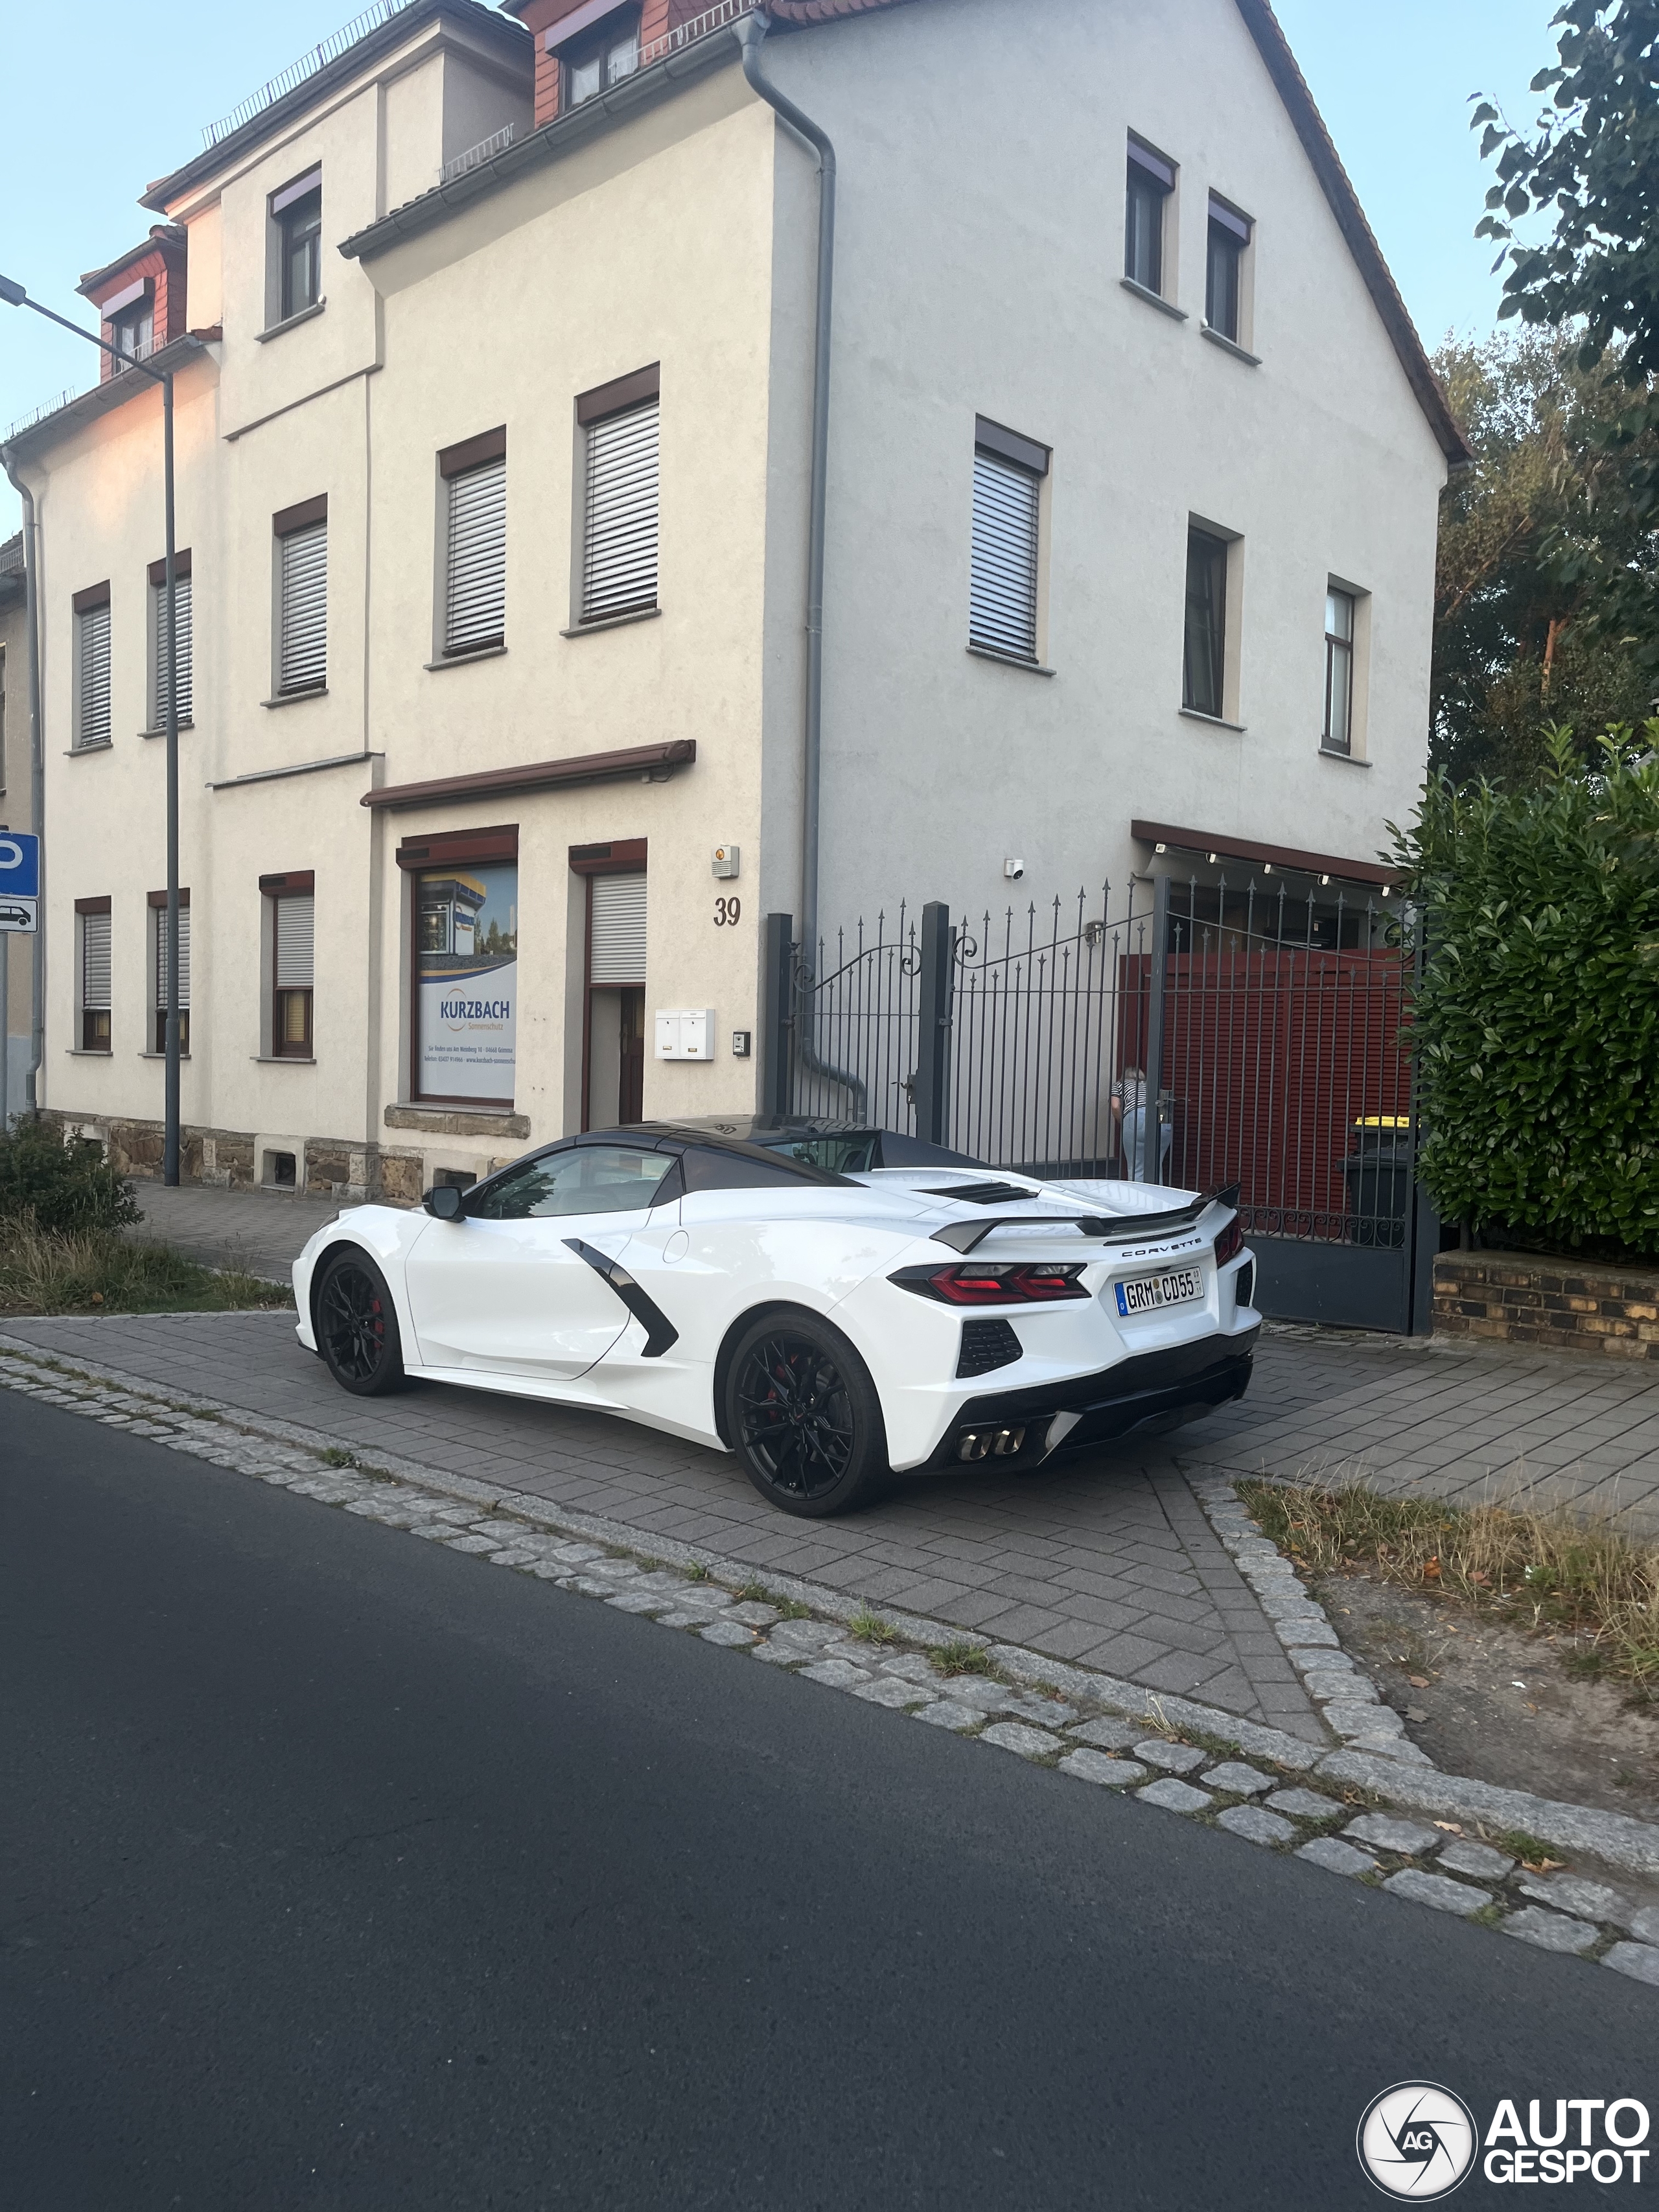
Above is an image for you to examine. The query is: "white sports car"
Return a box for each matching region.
[292,1117,1259,1518]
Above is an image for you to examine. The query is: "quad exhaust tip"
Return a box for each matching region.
[956,1425,1027,1462]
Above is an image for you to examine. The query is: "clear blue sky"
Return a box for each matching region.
[0,0,1557,538]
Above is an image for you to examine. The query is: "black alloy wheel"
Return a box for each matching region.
[316,1252,407,1397]
[726,1312,887,1517]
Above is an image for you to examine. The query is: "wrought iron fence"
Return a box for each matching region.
[767,872,1417,1252]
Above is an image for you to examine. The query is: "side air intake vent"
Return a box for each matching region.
[957,1318,1023,1378]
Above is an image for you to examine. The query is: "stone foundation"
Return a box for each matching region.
[39,1110,435,1206]
[1433,1250,1659,1362]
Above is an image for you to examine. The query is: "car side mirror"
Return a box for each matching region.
[423,1183,466,1220]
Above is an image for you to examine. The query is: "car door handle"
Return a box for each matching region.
[563,1240,679,1358]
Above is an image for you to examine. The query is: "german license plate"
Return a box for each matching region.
[1114,1268,1203,1317]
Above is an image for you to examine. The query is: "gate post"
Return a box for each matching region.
[914,902,953,1146]
[1141,873,1171,1182]
[760,912,795,1117]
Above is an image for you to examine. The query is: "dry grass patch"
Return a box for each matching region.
[0,1218,290,1317]
[1239,1478,1659,1701]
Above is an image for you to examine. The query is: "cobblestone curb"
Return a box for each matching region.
[6,1334,1659,1989]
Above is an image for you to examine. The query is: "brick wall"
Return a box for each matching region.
[80,227,187,383]
[515,0,693,130]
[1433,1250,1659,1363]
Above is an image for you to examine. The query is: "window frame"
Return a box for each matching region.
[72,583,112,751]
[274,173,323,323]
[1323,587,1356,756]
[398,825,520,1109]
[262,872,317,1061]
[575,366,662,628]
[1205,194,1253,345]
[272,496,329,697]
[559,4,642,111]
[75,896,113,1053]
[146,549,193,731]
[438,427,508,659]
[968,415,1050,667]
[147,888,191,1057]
[1124,136,1176,297]
[1182,526,1231,721]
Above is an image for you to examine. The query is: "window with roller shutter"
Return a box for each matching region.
[577,369,659,626]
[588,872,647,985]
[148,551,193,728]
[148,890,191,1055]
[73,585,112,749]
[76,898,111,1051]
[273,498,327,695]
[274,892,315,1057]
[439,430,507,657]
[969,419,1048,664]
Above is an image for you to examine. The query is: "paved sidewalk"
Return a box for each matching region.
[125,1181,342,1283]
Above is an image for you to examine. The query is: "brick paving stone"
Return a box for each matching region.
[1216,1804,1295,1847]
[912,1701,982,1732]
[1135,1740,1207,1775]
[797,1657,874,1688]
[979,1722,1062,1760]
[1067,1715,1146,1752]
[852,1676,929,1710]
[699,1620,757,1649]
[1295,1835,1378,1880]
[1503,1907,1600,1955]
[1517,1874,1637,1930]
[1136,1777,1212,1815]
[1265,1788,1342,1822]
[1437,1841,1515,1881]
[1059,1750,1150,1787]
[1383,1869,1490,1916]
[1603,1943,1659,1987]
[1345,1814,1443,1856]
[1201,1762,1273,1795]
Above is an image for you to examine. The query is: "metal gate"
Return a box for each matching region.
[761,876,1441,1334]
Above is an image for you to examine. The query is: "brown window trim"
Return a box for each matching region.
[568,837,647,877]
[259,869,316,896]
[395,825,518,873]
[75,895,113,916]
[439,426,507,479]
[273,494,328,539]
[146,886,192,908]
[146,549,192,586]
[576,362,660,427]
[273,986,314,1060]
[72,582,111,614]
[975,416,1049,478]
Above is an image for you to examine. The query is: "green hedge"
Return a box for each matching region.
[1391,728,1659,1255]
[0,1120,141,1236]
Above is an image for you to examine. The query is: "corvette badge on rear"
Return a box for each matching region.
[1115,1268,1203,1317]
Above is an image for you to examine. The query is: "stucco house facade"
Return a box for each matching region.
[1,0,1465,1199]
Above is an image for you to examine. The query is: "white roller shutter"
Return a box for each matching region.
[152,570,194,725]
[77,602,112,747]
[969,450,1041,662]
[277,522,327,693]
[275,894,315,988]
[588,872,647,986]
[154,902,191,1012]
[80,911,111,1011]
[445,457,507,655]
[581,401,658,624]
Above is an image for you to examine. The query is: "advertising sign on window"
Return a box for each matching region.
[415,862,516,1100]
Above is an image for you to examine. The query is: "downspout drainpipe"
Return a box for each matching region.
[737,9,866,1112]
[0,447,45,1116]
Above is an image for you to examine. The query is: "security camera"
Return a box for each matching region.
[1003,858,1025,881]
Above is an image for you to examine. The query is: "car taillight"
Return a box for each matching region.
[894,1263,1090,1305]
[1214,1217,1244,1268]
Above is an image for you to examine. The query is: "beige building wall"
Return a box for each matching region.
[10,0,1454,1194]
[0,567,32,1119]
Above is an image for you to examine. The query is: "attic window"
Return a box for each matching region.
[102,277,154,370]
[557,5,641,110]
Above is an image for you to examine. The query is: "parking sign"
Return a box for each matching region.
[0,832,40,933]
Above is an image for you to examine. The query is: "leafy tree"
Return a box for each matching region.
[1432,331,1658,779]
[1472,1,1659,682]
[1389,727,1659,1255]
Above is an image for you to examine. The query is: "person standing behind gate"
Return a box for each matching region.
[1111,1067,1172,1184]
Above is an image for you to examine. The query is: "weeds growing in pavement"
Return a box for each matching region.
[0,1217,291,1318]
[736,1580,811,1616]
[847,1607,898,1645]
[684,1563,711,1581]
[1495,1830,1568,1871]
[929,1639,997,1677]
[1239,1477,1659,1701]
[320,1447,358,1468]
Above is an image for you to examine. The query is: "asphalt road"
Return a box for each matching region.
[3,1394,1650,2211]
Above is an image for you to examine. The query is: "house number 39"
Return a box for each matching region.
[714,896,741,926]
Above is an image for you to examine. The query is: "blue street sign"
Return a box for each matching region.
[0,832,39,899]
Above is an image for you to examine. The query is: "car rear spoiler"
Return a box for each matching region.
[929,1184,1240,1255]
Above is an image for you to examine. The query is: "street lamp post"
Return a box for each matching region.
[1,274,182,1185]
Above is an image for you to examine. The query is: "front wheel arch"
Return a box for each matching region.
[712,1299,834,1449]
